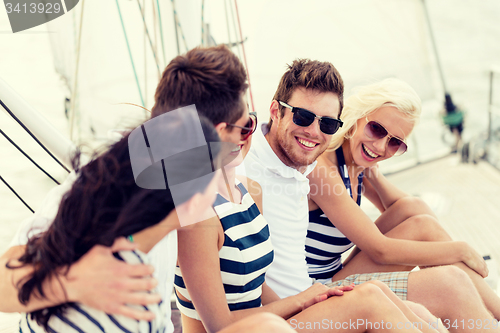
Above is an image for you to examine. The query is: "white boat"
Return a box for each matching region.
[1,1,500,331]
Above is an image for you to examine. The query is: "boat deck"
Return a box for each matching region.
[363,154,500,264]
[1,155,500,331]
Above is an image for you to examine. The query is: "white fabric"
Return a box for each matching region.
[238,123,316,298]
[9,173,176,333]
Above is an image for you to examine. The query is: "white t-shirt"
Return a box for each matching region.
[9,172,177,333]
[239,123,316,298]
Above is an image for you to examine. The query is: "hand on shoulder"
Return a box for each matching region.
[64,237,160,321]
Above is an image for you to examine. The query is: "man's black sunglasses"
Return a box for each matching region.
[278,101,343,135]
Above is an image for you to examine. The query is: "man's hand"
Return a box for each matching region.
[63,237,161,321]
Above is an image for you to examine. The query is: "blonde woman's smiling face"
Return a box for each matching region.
[349,106,414,167]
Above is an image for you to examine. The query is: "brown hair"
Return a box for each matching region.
[270,59,344,127]
[152,45,248,125]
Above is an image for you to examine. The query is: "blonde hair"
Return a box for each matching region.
[328,78,421,151]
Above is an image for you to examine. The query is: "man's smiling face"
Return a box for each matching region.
[268,87,340,171]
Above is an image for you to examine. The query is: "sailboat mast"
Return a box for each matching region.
[421,0,448,94]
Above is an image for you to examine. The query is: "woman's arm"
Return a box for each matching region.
[177,214,351,333]
[309,158,488,277]
[260,282,281,305]
[359,175,385,213]
[177,216,304,333]
[363,164,410,210]
[0,240,159,320]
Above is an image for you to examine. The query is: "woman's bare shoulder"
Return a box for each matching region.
[309,152,340,181]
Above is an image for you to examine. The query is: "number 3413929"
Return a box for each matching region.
[442,319,499,330]
[5,3,62,14]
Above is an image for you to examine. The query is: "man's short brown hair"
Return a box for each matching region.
[270,59,344,127]
[152,45,248,125]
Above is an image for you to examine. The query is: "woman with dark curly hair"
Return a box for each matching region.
[10,109,223,333]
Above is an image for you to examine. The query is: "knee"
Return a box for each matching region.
[362,280,390,292]
[402,214,450,241]
[424,266,475,296]
[438,265,472,286]
[403,301,437,323]
[393,196,426,213]
[353,282,388,303]
[352,283,402,318]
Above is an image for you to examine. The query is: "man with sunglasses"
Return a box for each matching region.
[242,58,345,298]
[243,68,500,329]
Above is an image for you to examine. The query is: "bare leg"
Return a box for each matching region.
[373,197,438,234]
[403,301,449,333]
[332,214,444,279]
[290,282,424,333]
[335,203,500,319]
[361,280,448,333]
[219,313,296,333]
[375,200,500,319]
[407,266,499,333]
[452,262,500,320]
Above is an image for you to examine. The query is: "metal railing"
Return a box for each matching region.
[485,66,500,170]
[0,76,77,171]
[487,66,500,143]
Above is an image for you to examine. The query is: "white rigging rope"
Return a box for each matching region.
[69,0,86,143]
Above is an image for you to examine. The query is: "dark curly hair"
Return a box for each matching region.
[8,116,221,330]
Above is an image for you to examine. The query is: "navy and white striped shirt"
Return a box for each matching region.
[20,250,167,333]
[305,147,363,280]
[174,181,274,320]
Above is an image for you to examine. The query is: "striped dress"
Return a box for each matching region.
[174,180,274,320]
[19,250,167,333]
[305,147,363,280]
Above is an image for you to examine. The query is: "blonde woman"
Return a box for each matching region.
[307,78,500,322]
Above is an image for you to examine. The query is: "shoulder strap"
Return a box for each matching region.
[335,147,363,206]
